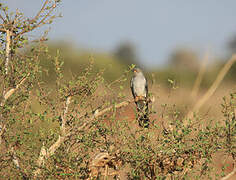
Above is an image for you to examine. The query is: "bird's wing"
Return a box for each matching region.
[130,77,136,99]
[145,77,148,98]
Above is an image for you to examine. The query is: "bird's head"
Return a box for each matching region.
[133,67,143,76]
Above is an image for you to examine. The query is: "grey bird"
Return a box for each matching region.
[130,67,149,127]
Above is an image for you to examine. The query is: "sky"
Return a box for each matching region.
[6,0,236,67]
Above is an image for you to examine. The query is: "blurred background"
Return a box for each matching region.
[7,0,236,94]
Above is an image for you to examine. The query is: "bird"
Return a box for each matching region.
[130,67,149,127]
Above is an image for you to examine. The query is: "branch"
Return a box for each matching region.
[0,73,29,145]
[34,3,56,27]
[5,29,11,75]
[3,8,10,22]
[68,99,133,137]
[0,124,5,145]
[186,55,236,120]
[0,28,6,32]
[0,14,5,22]
[61,96,71,135]
[34,99,133,177]
[15,1,57,39]
[10,147,20,169]
[0,73,30,107]
[221,168,236,180]
[191,52,208,99]
[34,96,71,177]
[34,0,49,21]
[93,100,132,119]
[35,135,66,172]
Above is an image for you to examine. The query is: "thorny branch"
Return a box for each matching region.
[33,99,133,177]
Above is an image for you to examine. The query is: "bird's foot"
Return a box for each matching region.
[135,96,145,102]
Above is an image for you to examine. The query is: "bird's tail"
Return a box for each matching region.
[136,100,149,128]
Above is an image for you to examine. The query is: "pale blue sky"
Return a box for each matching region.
[6,0,236,67]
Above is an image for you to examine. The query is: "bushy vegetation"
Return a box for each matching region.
[0,1,235,179]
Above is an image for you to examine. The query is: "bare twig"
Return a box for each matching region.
[15,1,57,39]
[0,14,5,22]
[3,8,10,22]
[34,0,49,21]
[186,55,236,120]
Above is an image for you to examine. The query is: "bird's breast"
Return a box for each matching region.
[132,76,147,97]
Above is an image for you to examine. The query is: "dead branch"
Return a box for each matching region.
[34,96,71,177]
[0,73,30,107]
[34,99,133,177]
[35,135,66,173]
[191,52,208,99]
[221,168,236,180]
[93,100,132,119]
[10,147,20,169]
[68,99,134,137]
[186,55,236,120]
[61,96,71,136]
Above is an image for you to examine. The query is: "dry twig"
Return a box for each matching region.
[0,73,30,107]
[191,52,209,99]
[221,168,236,180]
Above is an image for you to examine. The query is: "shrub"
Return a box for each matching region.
[0,1,235,179]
